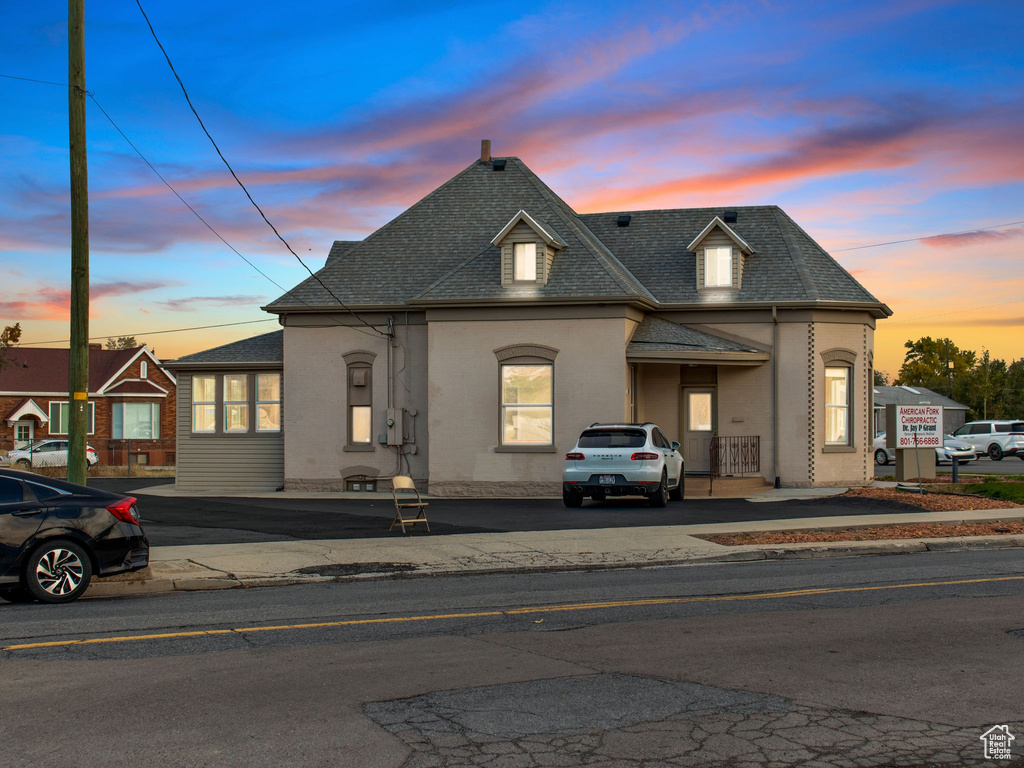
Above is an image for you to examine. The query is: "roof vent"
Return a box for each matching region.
[492,159,506,171]
[900,385,920,395]
[617,215,631,227]
[723,210,737,223]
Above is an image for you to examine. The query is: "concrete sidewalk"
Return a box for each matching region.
[85,507,1024,598]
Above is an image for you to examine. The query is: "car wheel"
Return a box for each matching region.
[649,471,669,508]
[590,489,607,502]
[24,540,93,604]
[988,444,1004,461]
[16,459,30,469]
[562,488,583,508]
[669,475,684,501]
[0,586,35,603]
[874,449,889,466]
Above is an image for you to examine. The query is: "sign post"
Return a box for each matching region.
[886,404,942,483]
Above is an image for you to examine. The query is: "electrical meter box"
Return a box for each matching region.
[386,408,405,446]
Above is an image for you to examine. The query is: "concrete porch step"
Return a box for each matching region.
[685,475,771,498]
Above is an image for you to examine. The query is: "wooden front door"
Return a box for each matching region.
[683,388,715,473]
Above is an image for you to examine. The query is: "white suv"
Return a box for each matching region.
[952,420,1024,461]
[562,423,684,507]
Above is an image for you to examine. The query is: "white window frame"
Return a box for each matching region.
[112,402,160,439]
[825,366,852,445]
[223,374,250,433]
[140,361,148,379]
[704,246,733,288]
[513,242,538,282]
[256,373,282,433]
[47,401,95,435]
[192,374,217,433]
[500,363,553,446]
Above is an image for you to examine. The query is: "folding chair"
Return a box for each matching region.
[389,475,430,534]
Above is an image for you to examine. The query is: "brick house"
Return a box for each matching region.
[0,343,176,466]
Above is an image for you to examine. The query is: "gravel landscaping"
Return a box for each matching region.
[702,520,1024,546]
[844,487,1023,511]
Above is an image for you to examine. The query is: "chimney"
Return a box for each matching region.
[480,139,491,163]
[88,343,102,350]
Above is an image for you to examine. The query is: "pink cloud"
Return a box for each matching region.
[0,280,177,321]
[921,226,1024,249]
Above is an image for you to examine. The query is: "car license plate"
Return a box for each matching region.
[599,475,615,485]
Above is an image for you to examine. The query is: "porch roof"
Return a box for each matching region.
[627,316,769,365]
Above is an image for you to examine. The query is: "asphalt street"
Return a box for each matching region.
[88,478,929,546]
[2,550,1022,767]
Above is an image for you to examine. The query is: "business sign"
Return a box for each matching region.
[895,405,943,448]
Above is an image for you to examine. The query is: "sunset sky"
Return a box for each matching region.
[1,0,1022,377]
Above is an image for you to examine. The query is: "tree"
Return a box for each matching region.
[894,337,975,394]
[0,323,22,373]
[106,335,139,349]
[873,370,891,386]
[956,349,1010,420]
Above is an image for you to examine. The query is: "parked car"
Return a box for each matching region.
[563,423,683,508]
[873,432,976,466]
[0,468,148,603]
[3,439,98,469]
[951,420,1024,461]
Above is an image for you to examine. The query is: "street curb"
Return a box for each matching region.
[81,534,1024,600]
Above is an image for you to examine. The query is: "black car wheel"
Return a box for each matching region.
[24,539,93,603]
[16,459,30,469]
[562,488,583,508]
[649,471,669,508]
[875,449,889,466]
[669,475,684,501]
[989,444,1004,461]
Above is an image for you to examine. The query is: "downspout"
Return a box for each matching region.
[386,315,395,409]
[772,305,780,489]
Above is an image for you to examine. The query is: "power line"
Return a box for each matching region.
[21,318,277,346]
[832,219,1024,252]
[878,299,1024,328]
[2,71,383,341]
[134,1,389,339]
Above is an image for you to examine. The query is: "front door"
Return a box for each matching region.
[683,388,715,473]
[14,420,33,449]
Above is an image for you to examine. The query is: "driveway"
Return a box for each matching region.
[91,478,926,547]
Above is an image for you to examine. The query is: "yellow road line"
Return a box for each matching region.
[5,575,1022,652]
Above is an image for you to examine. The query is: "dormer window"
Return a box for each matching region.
[704,246,732,288]
[493,210,566,287]
[514,243,537,281]
[687,215,754,292]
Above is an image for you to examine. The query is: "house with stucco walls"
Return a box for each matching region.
[169,143,890,495]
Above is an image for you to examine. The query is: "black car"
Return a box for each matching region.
[0,468,149,603]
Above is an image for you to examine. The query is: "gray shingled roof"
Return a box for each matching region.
[266,157,883,310]
[172,330,283,365]
[326,240,362,267]
[872,386,966,409]
[627,316,762,354]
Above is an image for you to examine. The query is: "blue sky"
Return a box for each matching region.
[1,0,1022,373]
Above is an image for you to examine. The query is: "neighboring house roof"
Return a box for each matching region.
[0,346,140,394]
[627,316,763,354]
[264,156,885,313]
[4,397,49,425]
[170,331,283,366]
[872,385,967,410]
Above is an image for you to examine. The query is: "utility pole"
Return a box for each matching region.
[67,0,89,485]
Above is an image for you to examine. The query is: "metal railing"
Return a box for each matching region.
[710,435,761,477]
[0,436,176,478]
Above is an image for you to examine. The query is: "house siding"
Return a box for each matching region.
[174,372,284,491]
